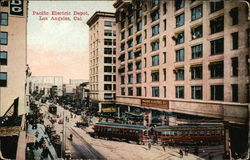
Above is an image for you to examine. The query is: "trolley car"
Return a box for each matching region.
[154,124,224,145]
[48,104,57,114]
[93,122,150,144]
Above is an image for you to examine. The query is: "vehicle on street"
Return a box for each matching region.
[48,104,57,114]
[76,121,89,128]
[64,149,72,159]
[41,97,47,103]
[93,122,150,144]
[93,122,224,146]
[153,124,224,145]
[58,119,64,124]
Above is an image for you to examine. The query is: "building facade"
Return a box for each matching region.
[69,79,88,85]
[114,0,249,157]
[0,0,28,159]
[31,76,63,97]
[87,12,117,114]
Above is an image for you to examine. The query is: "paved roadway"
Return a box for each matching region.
[41,102,105,159]
[67,127,106,159]
[40,102,224,160]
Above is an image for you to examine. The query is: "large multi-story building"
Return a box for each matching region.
[87,12,117,114]
[0,0,28,159]
[114,0,249,157]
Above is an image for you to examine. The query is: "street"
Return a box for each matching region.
[40,102,105,159]
[36,101,224,160]
[67,127,106,159]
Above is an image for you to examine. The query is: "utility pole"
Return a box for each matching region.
[61,110,66,158]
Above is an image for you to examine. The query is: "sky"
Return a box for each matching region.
[27,1,115,83]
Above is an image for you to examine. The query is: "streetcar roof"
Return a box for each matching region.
[95,122,147,130]
[49,104,57,108]
[154,124,224,131]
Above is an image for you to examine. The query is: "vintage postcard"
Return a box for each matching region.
[0,0,249,160]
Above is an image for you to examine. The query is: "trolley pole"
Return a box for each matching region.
[61,110,66,157]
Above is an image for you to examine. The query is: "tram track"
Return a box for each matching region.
[67,127,106,160]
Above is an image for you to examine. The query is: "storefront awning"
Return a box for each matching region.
[125,111,143,117]
[0,126,21,136]
[102,107,116,113]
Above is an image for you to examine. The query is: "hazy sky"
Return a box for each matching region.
[27,1,115,83]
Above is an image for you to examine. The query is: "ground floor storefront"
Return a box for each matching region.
[89,100,116,117]
[0,115,26,160]
[115,97,249,159]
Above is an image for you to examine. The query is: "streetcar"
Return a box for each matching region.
[48,104,57,114]
[154,124,224,145]
[93,122,150,144]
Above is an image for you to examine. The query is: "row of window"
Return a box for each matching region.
[0,13,8,68]
[0,12,8,26]
[122,1,223,29]
[104,57,116,64]
[160,129,222,136]
[104,30,116,37]
[104,84,116,91]
[104,39,116,46]
[0,51,7,65]
[120,27,248,55]
[104,21,115,27]
[0,32,8,45]
[104,48,116,55]
[119,32,248,69]
[120,57,249,83]
[0,72,7,87]
[104,75,116,82]
[120,84,249,102]
[175,0,224,13]
[120,1,236,39]
[104,66,116,73]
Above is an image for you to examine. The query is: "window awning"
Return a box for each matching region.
[151,70,159,73]
[118,64,125,70]
[0,126,21,136]
[134,47,141,53]
[118,54,125,60]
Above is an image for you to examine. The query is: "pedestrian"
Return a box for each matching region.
[208,153,212,160]
[35,131,39,138]
[162,144,166,152]
[35,140,39,150]
[195,147,199,155]
[179,149,183,158]
[148,142,151,150]
[184,147,189,156]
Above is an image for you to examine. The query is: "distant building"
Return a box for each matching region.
[0,0,29,159]
[69,79,88,85]
[31,76,63,97]
[74,82,90,107]
[63,84,76,95]
[87,11,117,114]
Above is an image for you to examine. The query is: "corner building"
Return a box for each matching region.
[0,0,28,159]
[114,0,250,156]
[87,12,117,114]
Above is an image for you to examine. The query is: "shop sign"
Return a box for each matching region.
[141,99,169,108]
[10,0,23,16]
[102,107,116,113]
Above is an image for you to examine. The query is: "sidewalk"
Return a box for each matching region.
[26,123,58,160]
